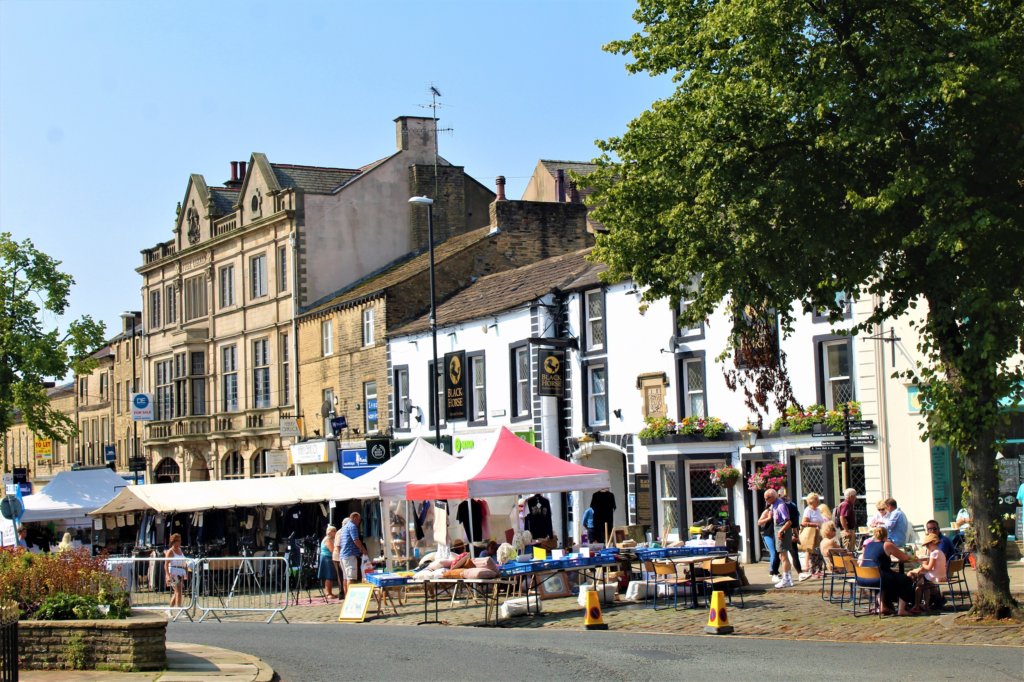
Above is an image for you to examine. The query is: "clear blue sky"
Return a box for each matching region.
[0,0,669,343]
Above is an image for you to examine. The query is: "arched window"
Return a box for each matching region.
[155,457,180,484]
[222,451,244,479]
[251,450,273,478]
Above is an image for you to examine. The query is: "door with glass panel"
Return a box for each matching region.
[656,461,680,542]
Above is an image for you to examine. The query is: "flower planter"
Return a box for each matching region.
[18,613,166,671]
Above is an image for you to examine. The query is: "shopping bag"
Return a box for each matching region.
[798,526,819,552]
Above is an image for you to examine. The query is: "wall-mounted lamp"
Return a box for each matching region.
[613,409,623,420]
[577,432,597,458]
[739,419,760,450]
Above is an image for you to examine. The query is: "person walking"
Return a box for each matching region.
[318,526,338,599]
[765,489,794,588]
[164,533,188,609]
[758,504,779,580]
[779,488,804,577]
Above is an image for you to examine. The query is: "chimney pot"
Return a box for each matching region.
[556,169,565,203]
[569,181,580,204]
[238,161,247,179]
[230,161,239,182]
[495,176,506,201]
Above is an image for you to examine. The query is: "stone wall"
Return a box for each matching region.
[18,615,166,671]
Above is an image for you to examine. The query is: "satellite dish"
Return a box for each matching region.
[320,400,333,419]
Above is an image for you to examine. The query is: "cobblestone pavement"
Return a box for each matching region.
[214,559,1024,647]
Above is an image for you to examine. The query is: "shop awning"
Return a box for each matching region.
[89,472,378,516]
[22,468,127,523]
[403,426,610,500]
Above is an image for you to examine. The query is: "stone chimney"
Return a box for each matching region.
[395,116,437,152]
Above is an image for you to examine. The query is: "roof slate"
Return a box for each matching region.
[391,249,599,336]
[271,164,362,194]
[210,187,239,215]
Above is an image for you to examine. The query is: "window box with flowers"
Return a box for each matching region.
[769,401,862,434]
[638,415,731,444]
[710,465,741,489]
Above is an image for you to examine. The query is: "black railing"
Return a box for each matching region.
[0,601,18,682]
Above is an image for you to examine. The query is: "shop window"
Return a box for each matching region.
[149,289,161,329]
[676,274,704,340]
[155,457,180,484]
[222,451,244,480]
[679,354,707,418]
[510,343,531,421]
[363,308,375,346]
[183,275,207,321]
[364,380,378,434]
[585,363,608,430]
[322,320,333,356]
[428,361,446,429]
[219,264,235,308]
[221,345,238,412]
[251,450,272,478]
[657,461,680,542]
[250,253,268,299]
[393,366,410,430]
[467,352,486,425]
[687,461,727,526]
[816,336,854,409]
[584,289,606,353]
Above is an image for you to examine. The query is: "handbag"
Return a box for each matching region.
[798,526,819,552]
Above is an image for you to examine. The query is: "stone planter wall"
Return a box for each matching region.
[18,614,166,671]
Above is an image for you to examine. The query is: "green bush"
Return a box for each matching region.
[0,547,128,619]
[35,593,101,621]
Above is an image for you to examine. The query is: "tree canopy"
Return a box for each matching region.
[587,0,1023,616]
[0,232,106,443]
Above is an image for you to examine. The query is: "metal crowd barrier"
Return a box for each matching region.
[105,555,197,623]
[105,554,290,624]
[0,600,17,682]
[194,555,290,623]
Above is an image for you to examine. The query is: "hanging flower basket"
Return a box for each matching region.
[747,462,787,490]
[710,465,741,489]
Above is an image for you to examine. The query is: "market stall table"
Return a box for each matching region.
[417,577,513,626]
[668,553,734,608]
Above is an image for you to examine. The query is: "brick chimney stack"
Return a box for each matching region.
[556,169,565,202]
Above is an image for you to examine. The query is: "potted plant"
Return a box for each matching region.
[710,465,741,489]
[678,416,728,439]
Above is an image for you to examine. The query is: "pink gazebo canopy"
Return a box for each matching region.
[403,426,610,500]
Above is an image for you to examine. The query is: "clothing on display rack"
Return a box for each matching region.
[524,494,553,539]
[456,499,485,544]
[590,489,616,544]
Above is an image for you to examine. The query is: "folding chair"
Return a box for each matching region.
[696,557,744,608]
[652,560,686,611]
[822,548,852,603]
[849,563,883,618]
[938,558,973,611]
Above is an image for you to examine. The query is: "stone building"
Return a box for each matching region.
[137,116,494,482]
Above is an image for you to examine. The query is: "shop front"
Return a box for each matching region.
[648,451,735,545]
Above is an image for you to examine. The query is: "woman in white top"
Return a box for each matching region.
[164,533,188,608]
[801,493,827,578]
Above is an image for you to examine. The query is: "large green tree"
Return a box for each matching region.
[0,232,105,449]
[587,1,1023,617]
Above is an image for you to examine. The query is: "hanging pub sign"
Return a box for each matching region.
[366,437,392,465]
[444,350,467,421]
[537,349,565,397]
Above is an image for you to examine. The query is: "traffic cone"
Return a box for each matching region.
[703,590,734,635]
[583,588,608,630]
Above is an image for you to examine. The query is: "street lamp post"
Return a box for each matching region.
[121,312,140,484]
[408,196,441,447]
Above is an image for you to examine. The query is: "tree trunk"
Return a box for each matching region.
[961,423,1019,618]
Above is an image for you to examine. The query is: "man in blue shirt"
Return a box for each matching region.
[926,520,955,559]
[883,498,909,546]
[338,512,367,592]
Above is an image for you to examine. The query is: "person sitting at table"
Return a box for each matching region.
[907,532,947,610]
[952,507,971,531]
[868,499,889,529]
[925,520,956,559]
[881,498,910,547]
[801,493,827,579]
[859,526,919,616]
[819,521,839,564]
